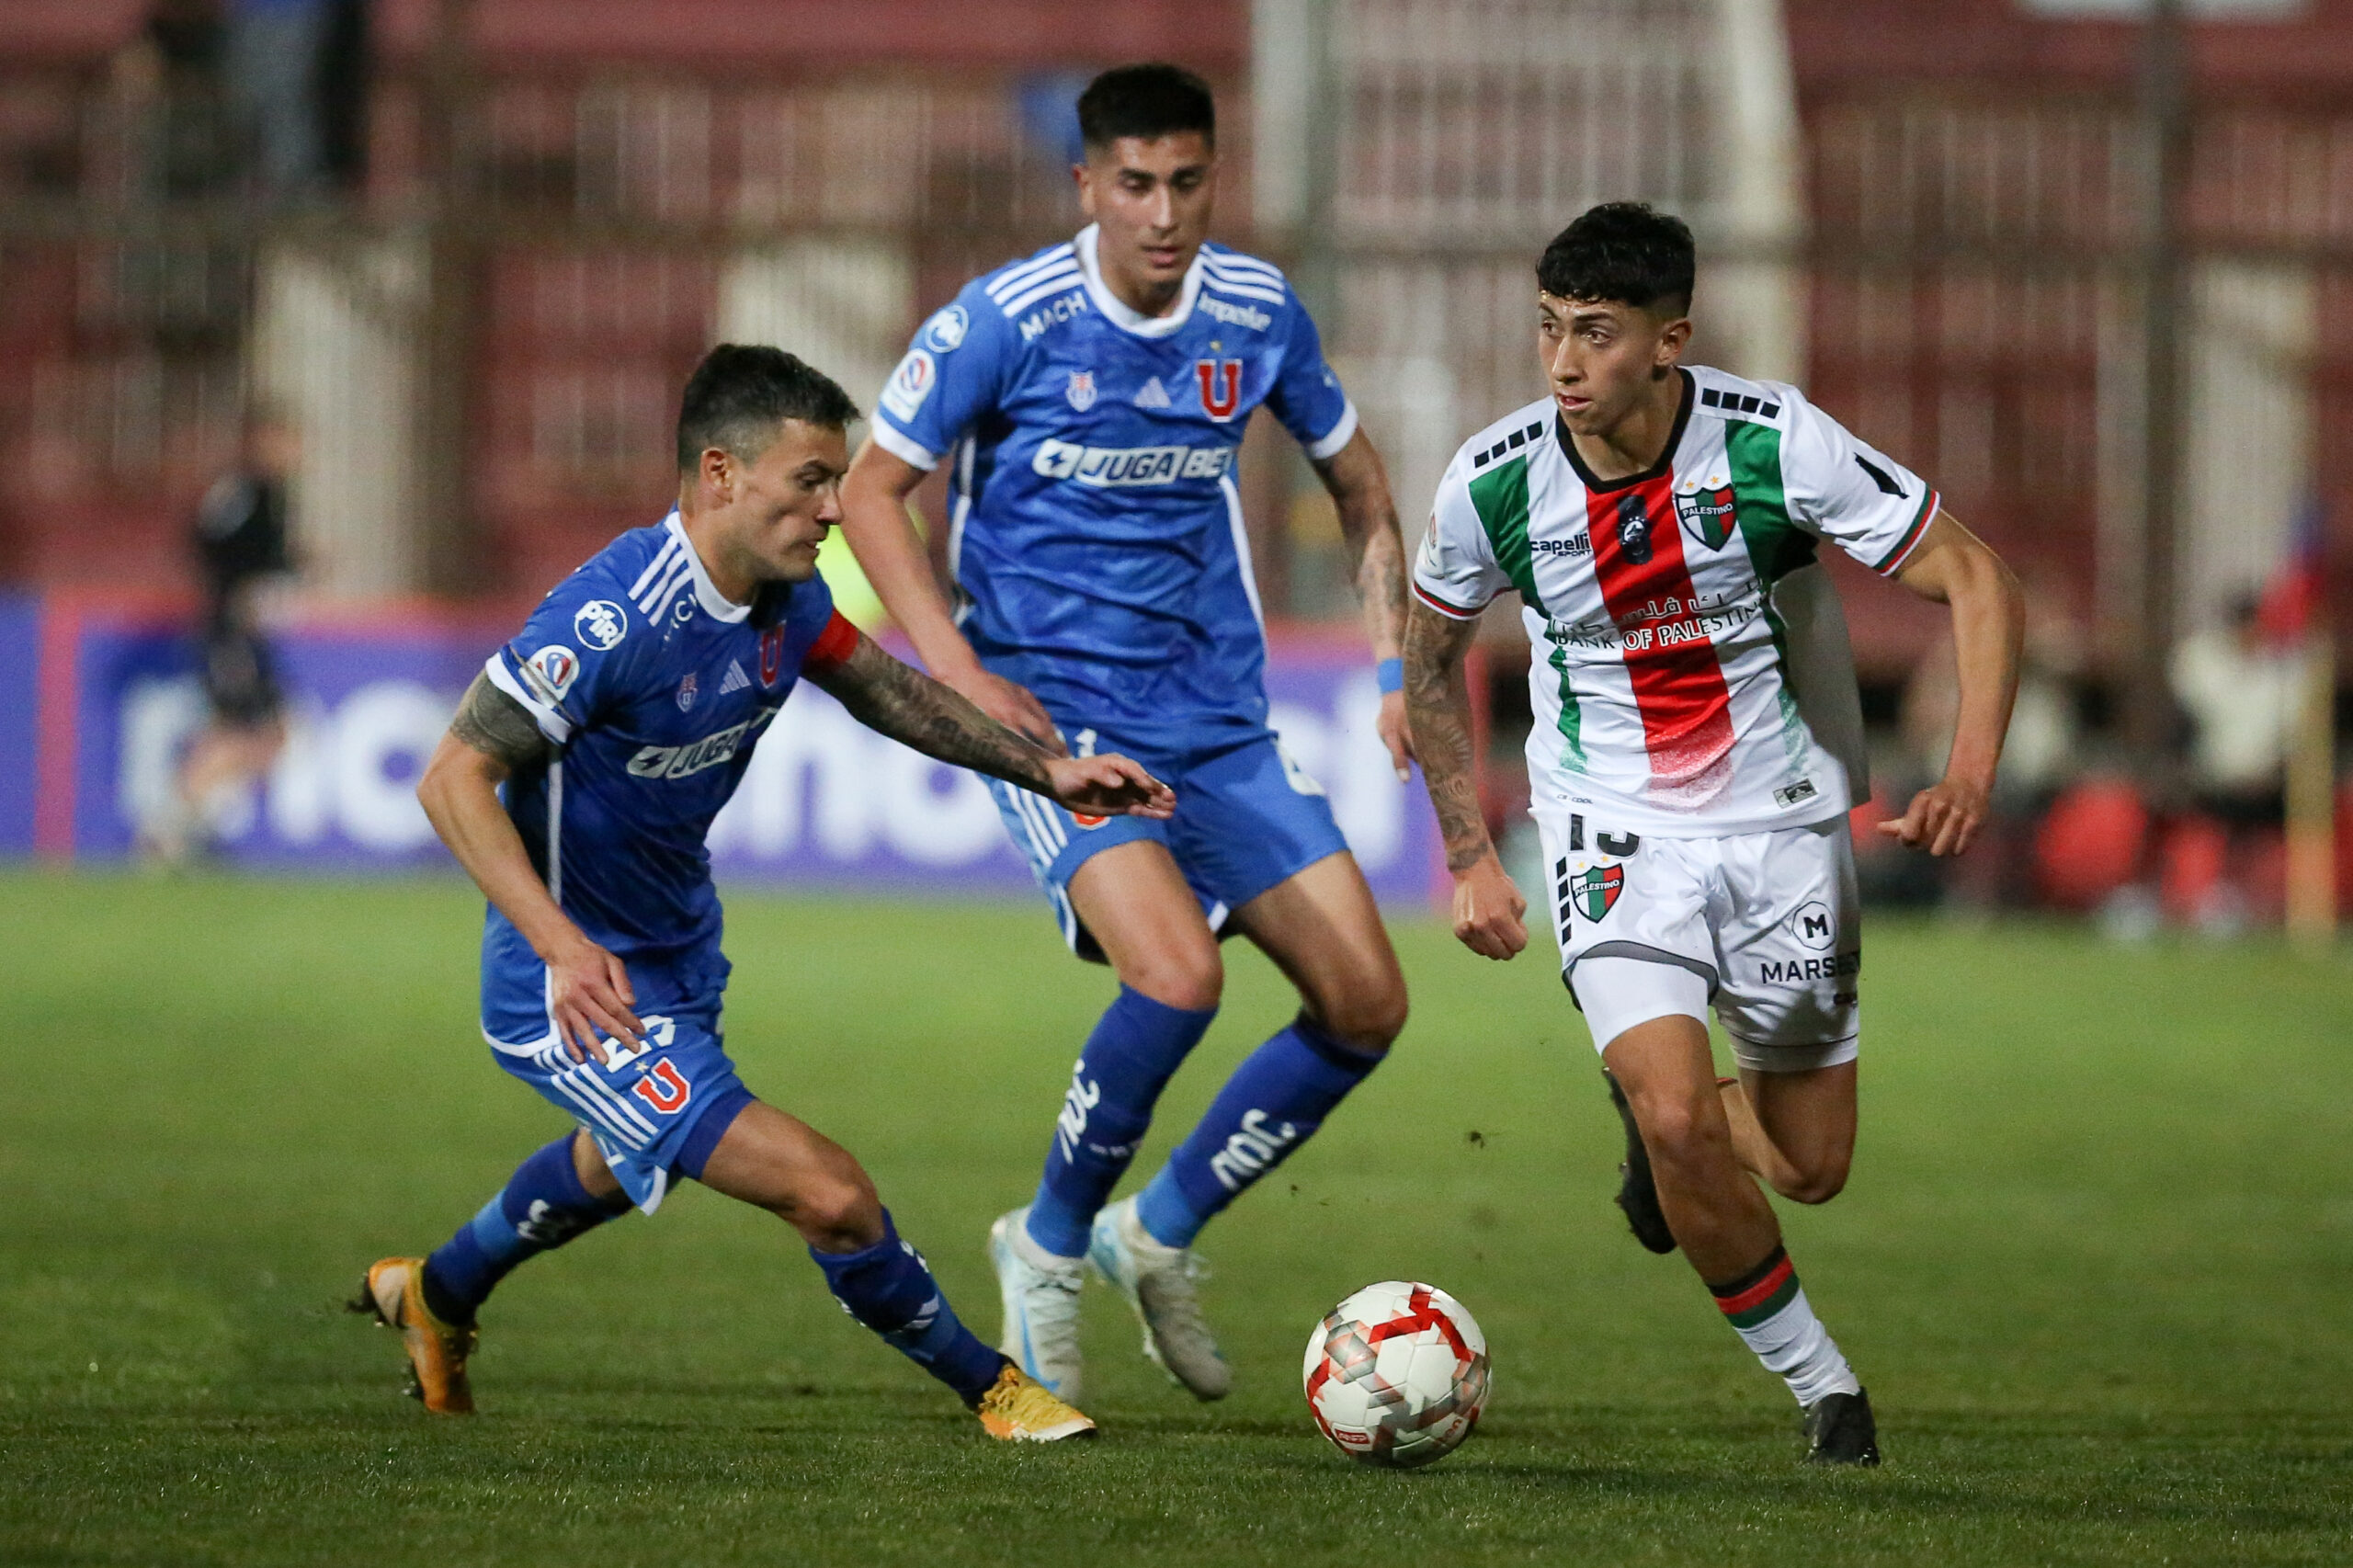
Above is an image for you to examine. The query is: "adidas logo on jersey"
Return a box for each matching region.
[1133,377,1173,409]
[718,660,751,696]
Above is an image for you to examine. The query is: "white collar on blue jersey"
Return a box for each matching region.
[1075,222,1205,339]
[663,511,753,623]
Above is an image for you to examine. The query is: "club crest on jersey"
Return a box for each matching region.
[758,624,787,686]
[1674,485,1739,551]
[1196,358,1243,421]
[1614,495,1654,565]
[676,672,698,711]
[1065,369,1098,412]
[1570,863,1623,921]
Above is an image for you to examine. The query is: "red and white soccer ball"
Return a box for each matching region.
[1302,1280,1489,1467]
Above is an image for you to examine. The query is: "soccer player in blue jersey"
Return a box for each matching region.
[839,64,1415,1403]
[352,345,1174,1442]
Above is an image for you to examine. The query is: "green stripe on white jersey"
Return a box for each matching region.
[1411,366,1937,836]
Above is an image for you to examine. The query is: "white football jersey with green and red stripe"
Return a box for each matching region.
[1413,367,1938,837]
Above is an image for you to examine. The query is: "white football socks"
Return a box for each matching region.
[1710,1245,1861,1406]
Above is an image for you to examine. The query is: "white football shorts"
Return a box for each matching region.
[1532,809,1861,1073]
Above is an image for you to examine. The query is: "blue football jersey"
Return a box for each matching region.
[870,223,1357,736]
[476,512,850,1046]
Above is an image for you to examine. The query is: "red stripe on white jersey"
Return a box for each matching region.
[1586,473,1737,810]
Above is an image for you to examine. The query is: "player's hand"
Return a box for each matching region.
[1876,774,1992,858]
[1376,688,1416,781]
[949,667,1066,756]
[544,932,643,1063]
[1451,850,1528,960]
[1043,754,1176,820]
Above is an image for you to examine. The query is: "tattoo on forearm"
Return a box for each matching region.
[813,634,1055,791]
[1403,603,1493,873]
[1321,451,1410,656]
[1351,517,1409,656]
[449,671,554,771]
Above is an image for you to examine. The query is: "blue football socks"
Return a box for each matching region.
[421,1133,631,1324]
[1024,985,1217,1257]
[1134,1014,1382,1249]
[810,1210,1006,1405]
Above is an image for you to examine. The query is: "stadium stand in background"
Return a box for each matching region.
[0,0,2347,919]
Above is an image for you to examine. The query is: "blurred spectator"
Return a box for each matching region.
[142,410,301,866]
[224,0,339,203]
[2165,594,2304,930]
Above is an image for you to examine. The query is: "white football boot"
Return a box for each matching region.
[1087,1195,1231,1402]
[987,1207,1087,1403]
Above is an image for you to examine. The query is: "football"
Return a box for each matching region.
[1302,1280,1490,1467]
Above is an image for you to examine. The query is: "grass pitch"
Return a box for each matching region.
[3,870,2350,1566]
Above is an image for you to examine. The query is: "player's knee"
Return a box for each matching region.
[1312,974,1407,1055]
[1631,1089,1730,1170]
[1776,1154,1850,1206]
[791,1173,883,1251]
[1120,945,1222,1014]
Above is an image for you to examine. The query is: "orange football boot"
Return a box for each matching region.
[349,1257,477,1414]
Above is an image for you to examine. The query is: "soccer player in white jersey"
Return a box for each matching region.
[839,65,1414,1403]
[1404,204,2024,1463]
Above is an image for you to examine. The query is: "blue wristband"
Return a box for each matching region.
[1375,657,1404,695]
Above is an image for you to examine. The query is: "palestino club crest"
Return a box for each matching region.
[1571,863,1623,921]
[1675,484,1739,551]
[1196,358,1243,421]
[1065,369,1098,411]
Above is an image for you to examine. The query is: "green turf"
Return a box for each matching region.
[3,870,2350,1566]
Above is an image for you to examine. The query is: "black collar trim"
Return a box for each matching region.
[1554,369,1695,494]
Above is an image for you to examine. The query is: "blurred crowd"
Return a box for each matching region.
[1857,586,2330,934]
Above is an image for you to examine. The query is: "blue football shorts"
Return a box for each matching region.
[487,999,754,1215]
[987,721,1352,961]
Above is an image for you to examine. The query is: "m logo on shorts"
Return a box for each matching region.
[1570,863,1623,921]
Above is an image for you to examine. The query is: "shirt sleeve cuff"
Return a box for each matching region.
[870,419,940,472]
[1411,577,1487,621]
[1304,400,1359,462]
[1870,489,1939,576]
[483,651,572,744]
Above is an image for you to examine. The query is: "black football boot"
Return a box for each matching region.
[1802,1388,1881,1466]
[1603,1070,1677,1255]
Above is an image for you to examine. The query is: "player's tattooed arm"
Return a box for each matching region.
[1404,598,1528,960]
[808,631,1175,818]
[448,671,555,774]
[1313,430,1415,778]
[421,675,644,1062]
[1402,602,1490,873]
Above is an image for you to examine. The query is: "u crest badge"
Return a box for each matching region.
[1195,358,1243,421]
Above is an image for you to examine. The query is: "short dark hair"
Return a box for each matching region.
[1076,63,1215,153]
[1537,202,1696,317]
[675,345,858,473]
